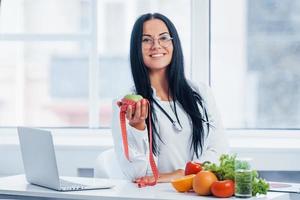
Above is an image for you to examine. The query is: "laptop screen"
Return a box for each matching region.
[18,127,61,190]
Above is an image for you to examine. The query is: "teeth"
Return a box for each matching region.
[151,54,164,58]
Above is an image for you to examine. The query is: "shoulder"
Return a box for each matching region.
[187,80,220,117]
[187,80,212,101]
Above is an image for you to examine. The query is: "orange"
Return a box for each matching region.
[171,174,196,192]
[192,171,218,196]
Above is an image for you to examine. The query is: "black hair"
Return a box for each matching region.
[130,13,207,158]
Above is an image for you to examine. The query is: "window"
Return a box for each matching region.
[0,0,90,127]
[211,0,300,129]
[0,0,191,127]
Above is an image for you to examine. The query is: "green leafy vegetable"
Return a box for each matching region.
[203,154,269,196]
[252,176,270,196]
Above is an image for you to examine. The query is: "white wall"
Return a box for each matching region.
[0,129,299,177]
[0,145,109,177]
[0,129,113,177]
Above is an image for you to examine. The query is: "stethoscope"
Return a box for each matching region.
[153,99,183,131]
[152,99,212,132]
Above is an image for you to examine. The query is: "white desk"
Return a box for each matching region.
[0,175,290,200]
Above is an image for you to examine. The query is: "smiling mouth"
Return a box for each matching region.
[150,53,165,58]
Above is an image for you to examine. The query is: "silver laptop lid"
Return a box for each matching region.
[18,127,61,190]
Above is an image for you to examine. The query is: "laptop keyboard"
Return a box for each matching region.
[59,179,88,191]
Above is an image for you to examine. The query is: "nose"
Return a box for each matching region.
[151,39,162,49]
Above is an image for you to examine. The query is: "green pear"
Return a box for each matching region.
[123,94,143,102]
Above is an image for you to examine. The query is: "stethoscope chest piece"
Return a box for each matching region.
[172,121,183,132]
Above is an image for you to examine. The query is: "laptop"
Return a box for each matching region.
[269,181,300,194]
[18,127,114,191]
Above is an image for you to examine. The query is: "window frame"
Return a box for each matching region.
[190,0,210,86]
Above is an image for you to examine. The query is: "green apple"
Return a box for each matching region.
[123,94,143,102]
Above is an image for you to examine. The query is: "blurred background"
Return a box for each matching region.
[0,0,299,183]
[0,0,299,129]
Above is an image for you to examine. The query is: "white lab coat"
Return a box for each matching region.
[111,82,229,180]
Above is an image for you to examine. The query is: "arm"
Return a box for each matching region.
[134,169,185,184]
[111,99,152,180]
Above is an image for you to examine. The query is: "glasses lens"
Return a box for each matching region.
[142,37,153,48]
[142,35,173,48]
[159,35,172,48]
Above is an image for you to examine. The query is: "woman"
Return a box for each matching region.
[111,13,228,184]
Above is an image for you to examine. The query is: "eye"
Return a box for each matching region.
[142,37,152,43]
[159,35,171,41]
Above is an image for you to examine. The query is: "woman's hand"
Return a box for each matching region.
[158,169,185,182]
[134,169,185,184]
[117,99,148,130]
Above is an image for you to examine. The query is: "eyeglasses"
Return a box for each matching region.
[142,34,173,49]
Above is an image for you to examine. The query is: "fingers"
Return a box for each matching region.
[125,105,133,120]
[134,177,142,183]
[135,99,148,120]
[134,101,141,120]
[134,176,155,187]
[125,99,148,121]
[140,99,148,120]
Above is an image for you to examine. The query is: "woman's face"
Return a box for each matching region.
[142,19,173,73]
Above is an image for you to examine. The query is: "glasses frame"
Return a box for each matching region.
[142,34,173,49]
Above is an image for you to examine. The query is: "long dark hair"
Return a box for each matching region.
[130,13,207,158]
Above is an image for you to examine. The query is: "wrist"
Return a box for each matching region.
[129,122,146,130]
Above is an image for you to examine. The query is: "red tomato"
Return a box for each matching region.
[185,161,202,175]
[211,180,234,198]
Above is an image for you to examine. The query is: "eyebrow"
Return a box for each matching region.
[142,32,170,37]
